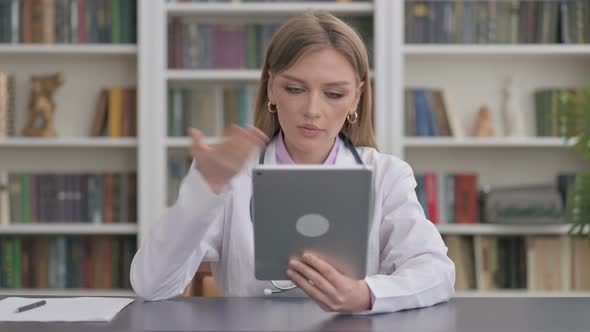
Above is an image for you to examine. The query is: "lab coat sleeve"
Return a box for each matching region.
[130,161,227,301]
[362,162,455,314]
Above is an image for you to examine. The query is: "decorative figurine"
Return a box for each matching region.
[500,75,525,136]
[22,72,64,137]
[474,105,495,137]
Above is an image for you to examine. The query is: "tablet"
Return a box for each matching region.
[251,164,373,280]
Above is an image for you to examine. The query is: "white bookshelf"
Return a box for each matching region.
[404,44,590,57]
[149,0,590,297]
[0,138,138,148]
[454,291,590,298]
[166,2,374,17]
[403,137,573,148]
[437,224,586,236]
[0,224,138,235]
[0,1,142,297]
[167,69,262,82]
[0,44,138,55]
[167,137,220,149]
[3,0,588,298]
[394,1,590,296]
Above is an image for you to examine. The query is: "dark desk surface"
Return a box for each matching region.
[1,296,589,332]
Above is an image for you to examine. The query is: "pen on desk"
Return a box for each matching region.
[15,300,46,313]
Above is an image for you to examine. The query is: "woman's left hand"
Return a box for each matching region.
[287,252,372,313]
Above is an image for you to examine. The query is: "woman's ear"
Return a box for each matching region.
[267,72,275,102]
[351,80,365,113]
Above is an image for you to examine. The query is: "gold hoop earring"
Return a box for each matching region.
[267,101,277,113]
[347,111,358,124]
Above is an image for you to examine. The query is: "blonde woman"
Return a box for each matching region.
[131,11,455,314]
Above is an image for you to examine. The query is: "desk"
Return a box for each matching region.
[1,296,589,332]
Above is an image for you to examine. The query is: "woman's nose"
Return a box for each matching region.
[304,93,322,119]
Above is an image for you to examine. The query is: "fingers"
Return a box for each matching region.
[188,128,209,156]
[226,125,269,148]
[288,258,342,305]
[247,126,270,146]
[286,268,333,312]
[300,253,343,287]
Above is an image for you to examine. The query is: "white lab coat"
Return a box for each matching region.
[130,136,455,314]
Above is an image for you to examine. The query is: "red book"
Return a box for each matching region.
[78,0,86,43]
[454,173,478,224]
[423,172,438,223]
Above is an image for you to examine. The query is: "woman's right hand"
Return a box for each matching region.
[188,125,269,194]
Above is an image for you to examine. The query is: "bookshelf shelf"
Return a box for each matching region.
[166,137,220,148]
[436,224,585,235]
[454,291,590,298]
[0,138,138,148]
[166,2,374,17]
[0,289,135,297]
[0,223,138,235]
[166,69,261,82]
[404,45,590,57]
[0,44,138,55]
[167,69,375,82]
[403,137,572,148]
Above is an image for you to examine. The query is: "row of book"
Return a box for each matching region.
[534,88,585,137]
[168,20,280,69]
[0,172,137,224]
[0,0,137,44]
[91,87,137,137]
[415,172,579,225]
[168,86,257,137]
[0,73,15,138]
[405,0,590,44]
[168,18,372,69]
[415,172,478,224]
[0,235,136,289]
[404,89,459,137]
[447,235,590,291]
[405,87,586,138]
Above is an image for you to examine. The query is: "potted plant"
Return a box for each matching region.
[557,85,590,236]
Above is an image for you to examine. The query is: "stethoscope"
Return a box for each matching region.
[252,131,364,295]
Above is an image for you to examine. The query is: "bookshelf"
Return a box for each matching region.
[0,0,140,295]
[2,0,589,298]
[147,0,590,296]
[398,0,590,295]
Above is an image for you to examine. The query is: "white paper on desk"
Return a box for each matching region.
[0,297,134,322]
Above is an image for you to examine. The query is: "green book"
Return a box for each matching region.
[13,237,21,289]
[21,174,30,224]
[111,0,120,43]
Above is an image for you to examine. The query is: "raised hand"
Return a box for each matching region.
[188,125,269,194]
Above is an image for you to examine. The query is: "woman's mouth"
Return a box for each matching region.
[298,125,323,138]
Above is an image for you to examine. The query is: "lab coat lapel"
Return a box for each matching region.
[334,136,357,165]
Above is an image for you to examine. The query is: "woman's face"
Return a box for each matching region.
[267,48,364,162]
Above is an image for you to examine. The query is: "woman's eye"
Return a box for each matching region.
[326,92,344,99]
[286,87,304,94]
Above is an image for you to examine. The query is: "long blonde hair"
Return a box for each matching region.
[253,11,377,149]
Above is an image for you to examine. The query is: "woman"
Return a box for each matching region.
[130,11,455,314]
